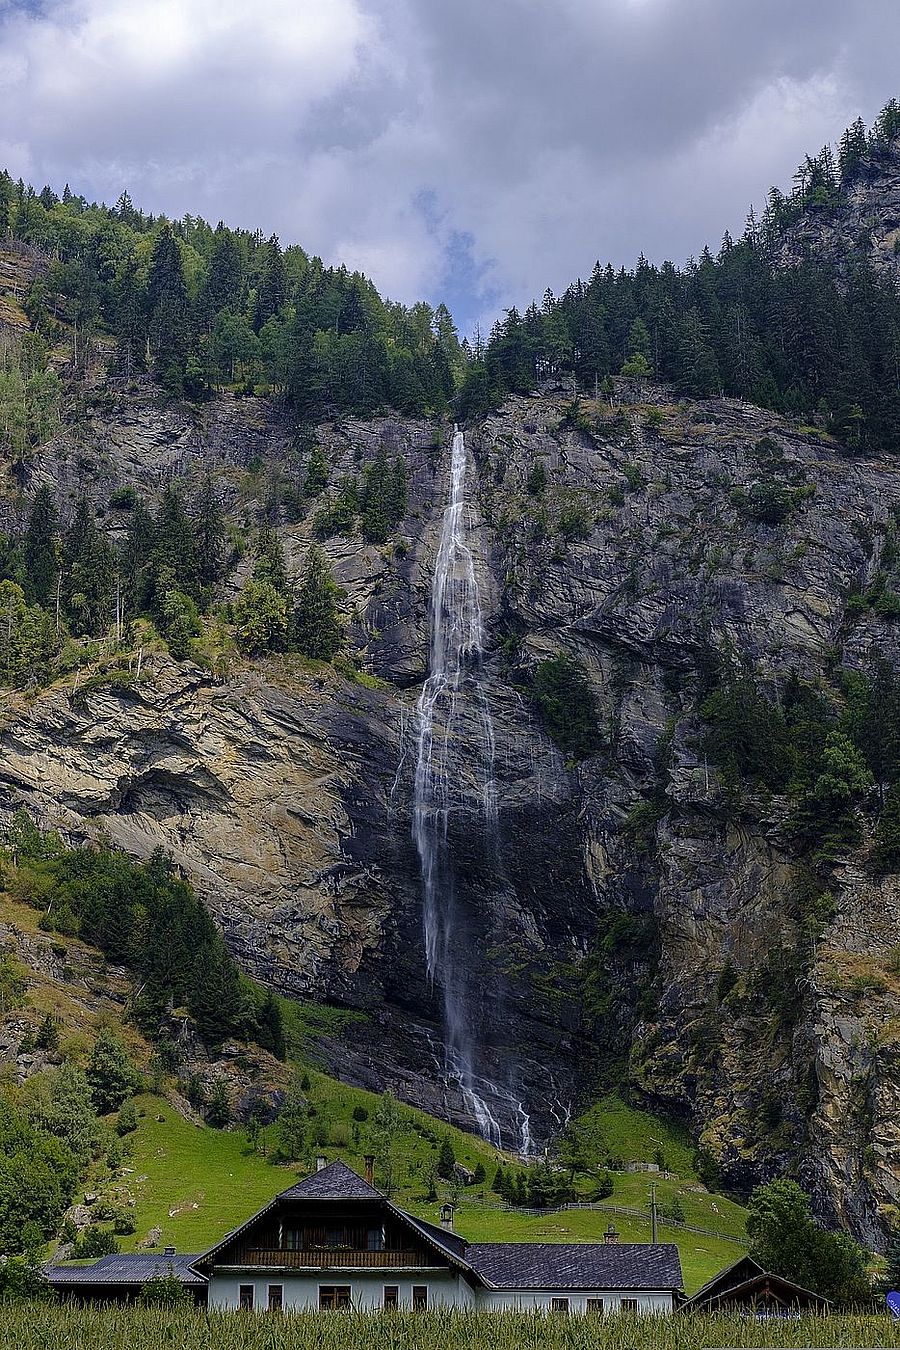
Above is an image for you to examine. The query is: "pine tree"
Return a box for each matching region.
[193,475,225,588]
[254,235,286,330]
[188,938,244,1043]
[63,498,116,635]
[675,307,720,396]
[304,444,329,497]
[338,280,367,335]
[255,991,286,1060]
[291,545,342,660]
[122,498,156,614]
[147,222,188,389]
[23,485,60,608]
[34,1013,59,1052]
[202,226,244,318]
[151,483,199,605]
[252,524,288,592]
[112,252,147,377]
[361,448,391,542]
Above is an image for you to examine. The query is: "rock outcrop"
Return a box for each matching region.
[2,382,899,1245]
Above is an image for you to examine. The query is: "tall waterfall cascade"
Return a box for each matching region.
[412,426,531,1154]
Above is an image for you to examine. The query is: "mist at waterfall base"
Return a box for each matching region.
[412,427,533,1156]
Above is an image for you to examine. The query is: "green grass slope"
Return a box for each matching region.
[119,1070,746,1293]
[0,876,747,1294]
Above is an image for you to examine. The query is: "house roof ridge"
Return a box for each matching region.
[277,1159,383,1201]
[685,1253,764,1302]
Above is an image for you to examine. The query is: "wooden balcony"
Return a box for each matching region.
[239,1249,428,1269]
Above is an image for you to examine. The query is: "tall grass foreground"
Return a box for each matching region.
[0,1307,898,1350]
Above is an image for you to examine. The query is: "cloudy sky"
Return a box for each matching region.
[1,0,898,332]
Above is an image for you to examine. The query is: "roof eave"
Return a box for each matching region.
[383,1199,473,1274]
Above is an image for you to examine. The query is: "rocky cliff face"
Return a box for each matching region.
[778,132,900,287]
[2,381,899,1245]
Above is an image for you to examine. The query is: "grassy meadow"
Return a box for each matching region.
[1,1306,899,1350]
[118,1079,747,1293]
[1,880,749,1294]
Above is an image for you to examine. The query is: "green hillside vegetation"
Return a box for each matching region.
[0,838,749,1294]
[1,812,285,1054]
[7,824,866,1300]
[114,1078,745,1293]
[1,846,879,1301]
[0,173,464,417]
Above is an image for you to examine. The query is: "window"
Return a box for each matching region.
[412,1285,428,1310]
[383,1285,399,1309]
[586,1298,604,1313]
[550,1297,570,1314]
[620,1298,639,1313]
[319,1285,352,1310]
[367,1226,385,1251]
[325,1227,346,1248]
[238,1285,254,1310]
[268,1285,283,1312]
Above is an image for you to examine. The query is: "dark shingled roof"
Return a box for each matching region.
[278,1160,383,1201]
[467,1242,684,1290]
[45,1253,206,1287]
[407,1213,470,1260]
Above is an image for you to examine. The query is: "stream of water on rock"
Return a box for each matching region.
[412,426,531,1153]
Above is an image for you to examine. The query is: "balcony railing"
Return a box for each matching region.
[238,1249,427,1269]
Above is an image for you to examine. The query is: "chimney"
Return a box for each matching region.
[604,1224,620,1245]
[440,1203,455,1231]
[364,1155,375,1186]
[316,1155,327,1172]
[163,1245,176,1257]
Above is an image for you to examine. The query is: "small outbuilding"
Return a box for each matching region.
[44,1250,207,1304]
[681,1255,830,1314]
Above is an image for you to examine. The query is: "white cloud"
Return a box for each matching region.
[1,0,898,324]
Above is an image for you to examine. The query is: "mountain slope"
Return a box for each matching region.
[2,375,899,1247]
[4,109,900,1255]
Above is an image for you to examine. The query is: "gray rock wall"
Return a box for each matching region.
[2,385,899,1243]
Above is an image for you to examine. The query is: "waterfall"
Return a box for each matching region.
[413,425,525,1150]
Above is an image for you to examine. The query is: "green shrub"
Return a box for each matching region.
[526,460,547,495]
[138,1268,193,1307]
[531,655,601,761]
[72,1226,119,1259]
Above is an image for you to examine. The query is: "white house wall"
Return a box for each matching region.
[208,1271,673,1314]
[207,1269,475,1311]
[475,1289,674,1314]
